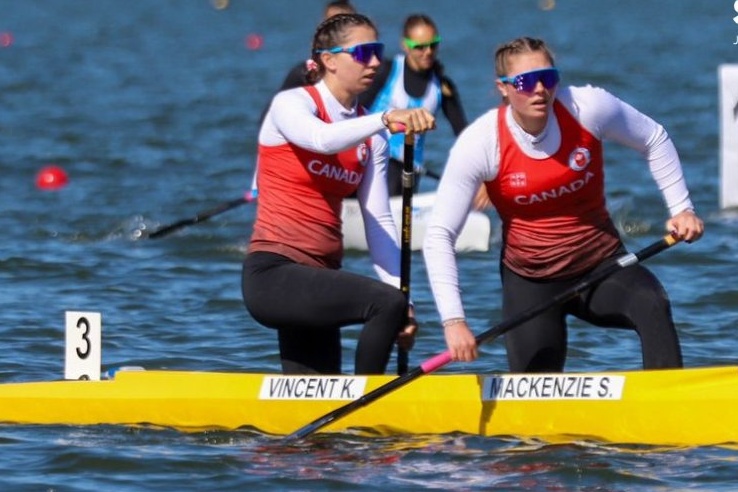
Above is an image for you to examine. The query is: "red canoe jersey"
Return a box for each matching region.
[485,101,621,278]
[248,85,371,269]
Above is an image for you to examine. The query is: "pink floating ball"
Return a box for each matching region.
[0,32,13,48]
[245,33,263,50]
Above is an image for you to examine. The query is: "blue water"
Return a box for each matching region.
[1,0,738,489]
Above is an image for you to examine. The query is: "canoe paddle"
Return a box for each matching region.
[145,168,436,240]
[146,192,254,239]
[397,133,415,375]
[285,232,681,440]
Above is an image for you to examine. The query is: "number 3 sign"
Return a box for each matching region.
[65,311,101,380]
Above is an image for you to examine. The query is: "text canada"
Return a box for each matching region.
[514,171,595,205]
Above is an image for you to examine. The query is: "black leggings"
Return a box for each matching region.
[242,252,406,375]
[501,259,682,373]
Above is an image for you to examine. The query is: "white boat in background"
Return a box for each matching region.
[341,192,491,252]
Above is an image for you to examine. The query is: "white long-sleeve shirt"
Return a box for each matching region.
[258,80,402,286]
[423,84,694,323]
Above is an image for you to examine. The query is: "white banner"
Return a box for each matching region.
[482,374,625,401]
[259,376,367,400]
[719,64,738,210]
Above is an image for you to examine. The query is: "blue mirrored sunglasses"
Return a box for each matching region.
[316,42,384,65]
[499,68,560,93]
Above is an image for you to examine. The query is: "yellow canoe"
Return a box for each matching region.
[0,365,736,446]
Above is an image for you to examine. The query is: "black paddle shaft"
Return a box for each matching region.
[148,196,250,239]
[470,233,679,348]
[397,133,415,375]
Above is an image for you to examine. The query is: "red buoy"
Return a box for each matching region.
[35,165,69,190]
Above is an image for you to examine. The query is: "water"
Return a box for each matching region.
[1,0,737,489]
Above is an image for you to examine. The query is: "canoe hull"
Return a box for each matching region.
[1,366,737,446]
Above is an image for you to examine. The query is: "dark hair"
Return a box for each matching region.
[323,0,356,18]
[306,13,378,84]
[402,14,437,38]
[494,37,555,77]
